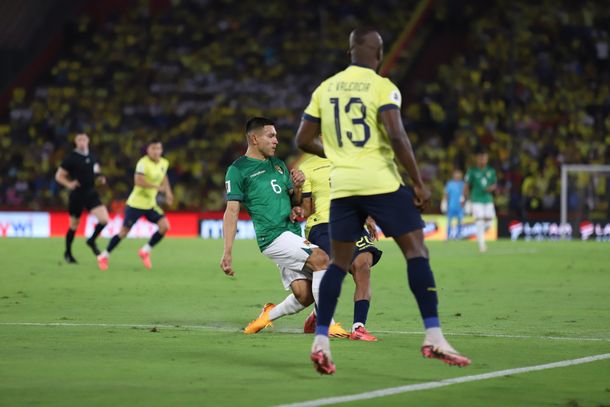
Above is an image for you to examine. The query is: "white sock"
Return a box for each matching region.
[312,269,326,306]
[476,220,486,251]
[312,270,336,325]
[141,243,152,253]
[352,322,364,332]
[268,294,305,321]
[424,327,456,353]
[99,250,109,258]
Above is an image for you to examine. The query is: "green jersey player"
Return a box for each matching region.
[464,150,497,252]
[220,117,349,337]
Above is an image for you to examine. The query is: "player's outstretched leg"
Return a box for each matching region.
[139,217,169,269]
[97,228,127,271]
[86,205,109,256]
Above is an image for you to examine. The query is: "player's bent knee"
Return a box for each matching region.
[308,248,329,271]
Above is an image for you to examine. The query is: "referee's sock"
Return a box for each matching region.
[65,228,76,255]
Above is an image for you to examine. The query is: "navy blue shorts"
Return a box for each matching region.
[330,186,425,241]
[123,205,165,228]
[308,223,382,267]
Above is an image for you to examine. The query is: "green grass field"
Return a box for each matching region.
[1,238,609,406]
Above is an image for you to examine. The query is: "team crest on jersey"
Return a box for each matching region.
[274,165,284,174]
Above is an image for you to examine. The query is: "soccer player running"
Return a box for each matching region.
[299,152,382,341]
[442,169,465,240]
[296,28,471,374]
[55,133,109,263]
[464,150,497,252]
[220,117,349,337]
[97,140,173,270]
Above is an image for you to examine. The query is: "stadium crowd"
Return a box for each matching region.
[1,0,609,218]
[408,0,610,217]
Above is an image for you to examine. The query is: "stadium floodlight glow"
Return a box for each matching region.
[560,164,610,226]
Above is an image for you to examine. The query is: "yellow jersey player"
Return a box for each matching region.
[97,140,173,270]
[299,152,382,341]
[296,27,471,374]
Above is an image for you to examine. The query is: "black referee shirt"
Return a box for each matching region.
[60,150,97,190]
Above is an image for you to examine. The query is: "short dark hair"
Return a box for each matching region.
[245,117,275,134]
[351,27,378,45]
[148,139,162,146]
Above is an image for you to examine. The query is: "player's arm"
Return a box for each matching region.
[93,163,106,185]
[486,171,497,193]
[463,172,471,200]
[134,173,160,190]
[295,122,325,157]
[301,196,314,218]
[220,200,239,276]
[161,175,174,206]
[55,167,79,190]
[296,84,326,157]
[379,109,430,208]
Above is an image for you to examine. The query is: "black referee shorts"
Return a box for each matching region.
[68,189,102,217]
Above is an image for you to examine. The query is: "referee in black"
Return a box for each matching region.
[55,133,109,263]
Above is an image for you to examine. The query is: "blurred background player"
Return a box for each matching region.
[464,150,497,252]
[296,27,470,374]
[55,133,109,264]
[299,150,382,341]
[220,117,349,337]
[97,140,173,270]
[442,169,465,240]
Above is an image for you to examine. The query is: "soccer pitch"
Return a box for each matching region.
[0,238,609,406]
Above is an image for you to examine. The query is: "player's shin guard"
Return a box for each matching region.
[148,231,165,247]
[65,228,76,254]
[315,264,346,336]
[268,294,305,321]
[406,257,439,329]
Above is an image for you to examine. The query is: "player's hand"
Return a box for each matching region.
[68,180,80,190]
[290,206,304,222]
[365,216,379,241]
[290,169,305,188]
[220,254,234,276]
[413,183,431,212]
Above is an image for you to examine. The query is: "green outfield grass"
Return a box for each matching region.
[0,238,609,406]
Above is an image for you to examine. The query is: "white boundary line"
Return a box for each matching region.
[275,353,610,407]
[0,322,609,342]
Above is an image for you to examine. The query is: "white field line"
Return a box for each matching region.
[0,322,609,343]
[275,353,610,407]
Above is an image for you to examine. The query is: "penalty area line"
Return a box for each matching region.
[275,353,610,407]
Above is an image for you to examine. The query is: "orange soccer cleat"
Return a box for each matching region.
[96,255,108,271]
[303,311,316,334]
[421,345,471,367]
[349,326,378,342]
[243,303,275,334]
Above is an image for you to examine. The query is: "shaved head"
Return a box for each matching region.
[349,28,383,70]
